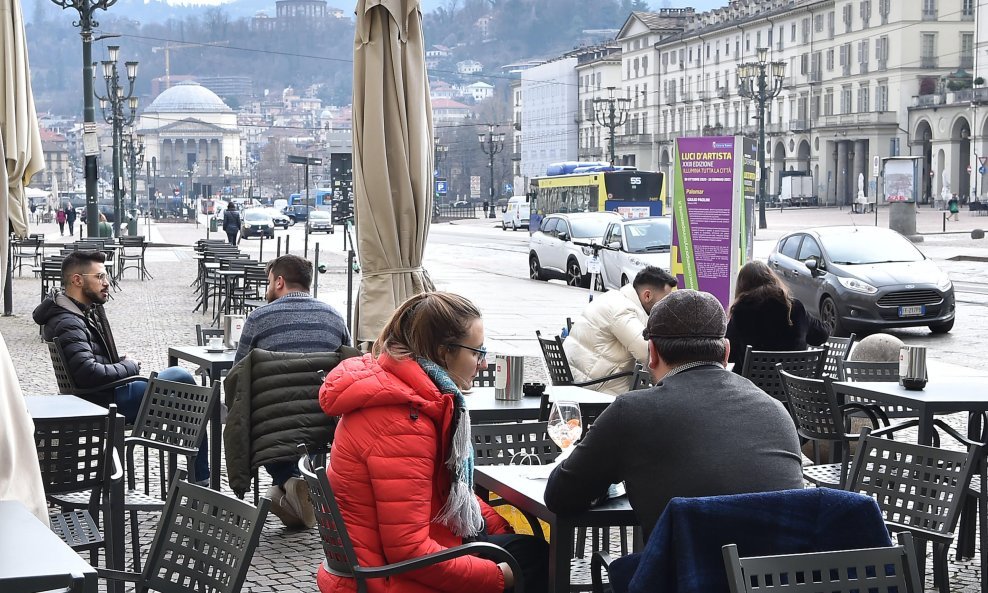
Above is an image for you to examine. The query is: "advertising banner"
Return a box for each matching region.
[883,157,917,202]
[671,136,752,310]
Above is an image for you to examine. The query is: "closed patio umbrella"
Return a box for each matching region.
[352,0,435,345]
[0,0,43,293]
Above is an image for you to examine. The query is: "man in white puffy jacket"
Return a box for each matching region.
[564,266,676,395]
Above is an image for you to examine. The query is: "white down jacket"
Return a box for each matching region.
[562,283,649,395]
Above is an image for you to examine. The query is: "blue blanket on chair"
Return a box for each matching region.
[607,488,891,593]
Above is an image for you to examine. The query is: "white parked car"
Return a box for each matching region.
[529,212,621,287]
[501,195,530,231]
[262,207,292,229]
[306,210,334,234]
[598,216,672,290]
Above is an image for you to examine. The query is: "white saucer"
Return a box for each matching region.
[205,347,230,353]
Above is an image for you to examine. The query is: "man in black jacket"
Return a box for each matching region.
[33,251,209,482]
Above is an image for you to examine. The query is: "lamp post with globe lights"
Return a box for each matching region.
[49,0,120,236]
[737,47,786,230]
[95,45,139,236]
[478,124,504,218]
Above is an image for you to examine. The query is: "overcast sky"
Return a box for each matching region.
[415,0,729,13]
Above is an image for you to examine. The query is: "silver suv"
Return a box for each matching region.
[529,212,621,287]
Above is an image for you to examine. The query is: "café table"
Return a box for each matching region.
[474,464,637,593]
[465,385,615,423]
[23,394,125,593]
[168,345,237,490]
[0,500,98,593]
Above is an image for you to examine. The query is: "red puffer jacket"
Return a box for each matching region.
[318,353,513,593]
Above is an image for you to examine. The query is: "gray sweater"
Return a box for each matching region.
[544,365,804,539]
[234,292,350,363]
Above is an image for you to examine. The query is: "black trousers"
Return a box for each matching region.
[476,532,549,593]
[225,230,238,245]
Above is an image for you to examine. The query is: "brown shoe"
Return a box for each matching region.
[284,477,317,529]
[266,484,305,529]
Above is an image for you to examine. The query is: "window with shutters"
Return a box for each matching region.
[841,85,852,114]
[824,89,834,116]
[814,14,823,32]
[843,4,852,32]
[858,40,869,74]
[860,1,871,27]
[801,18,810,43]
[876,36,888,71]
[879,0,890,24]
[962,0,974,19]
[840,43,851,75]
[827,12,835,38]
[922,0,936,20]
[876,81,888,112]
[921,33,937,68]
[826,48,834,71]
[858,84,869,113]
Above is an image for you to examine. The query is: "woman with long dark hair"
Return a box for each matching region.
[726,260,828,372]
[318,292,548,593]
[222,201,241,245]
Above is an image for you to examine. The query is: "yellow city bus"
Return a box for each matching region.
[529,169,666,231]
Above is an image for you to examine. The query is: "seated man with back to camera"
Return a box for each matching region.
[545,289,804,541]
[33,250,208,481]
[231,254,351,528]
[563,266,677,395]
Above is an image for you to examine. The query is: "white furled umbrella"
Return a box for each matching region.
[0,0,43,293]
[352,0,435,346]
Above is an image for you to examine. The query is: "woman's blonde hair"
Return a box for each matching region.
[373,292,482,365]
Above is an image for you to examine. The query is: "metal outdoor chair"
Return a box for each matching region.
[837,361,919,418]
[473,362,497,387]
[195,323,225,347]
[848,422,983,593]
[97,470,269,593]
[33,404,122,565]
[39,257,63,301]
[298,454,525,593]
[117,236,153,280]
[821,333,855,379]
[722,532,923,593]
[11,236,43,275]
[739,346,828,405]
[46,337,144,400]
[536,330,633,389]
[776,366,888,488]
[472,421,559,537]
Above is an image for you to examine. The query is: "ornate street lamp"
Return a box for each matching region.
[95,45,138,236]
[738,47,786,230]
[50,0,119,236]
[122,130,144,217]
[434,136,448,204]
[592,86,631,166]
[478,124,504,218]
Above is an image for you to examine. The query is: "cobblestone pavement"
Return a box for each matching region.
[2,216,983,592]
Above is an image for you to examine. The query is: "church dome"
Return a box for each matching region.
[145,81,232,113]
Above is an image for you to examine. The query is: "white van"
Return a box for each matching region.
[501,195,530,231]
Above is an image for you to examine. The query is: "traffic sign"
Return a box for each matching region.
[980,166,986,175]
[435,180,448,195]
[872,155,880,177]
[980,156,988,166]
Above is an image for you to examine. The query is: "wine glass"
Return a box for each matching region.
[547,400,582,462]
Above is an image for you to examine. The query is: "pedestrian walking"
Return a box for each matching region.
[55,207,66,236]
[29,203,36,224]
[65,204,77,236]
[222,201,241,245]
[948,195,960,221]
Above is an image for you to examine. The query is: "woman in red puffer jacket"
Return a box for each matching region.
[319,292,548,593]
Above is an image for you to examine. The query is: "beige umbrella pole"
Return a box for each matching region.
[352,0,435,346]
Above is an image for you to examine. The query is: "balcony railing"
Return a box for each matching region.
[877,59,887,71]
[920,56,938,69]
[962,11,974,21]
[616,134,653,146]
[860,62,869,75]
[790,119,811,132]
[912,94,945,107]
[717,87,729,99]
[681,92,694,102]
[698,90,712,102]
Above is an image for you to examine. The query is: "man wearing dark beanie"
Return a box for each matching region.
[545,289,804,541]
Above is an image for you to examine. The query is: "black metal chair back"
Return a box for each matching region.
[128,372,219,487]
[40,258,63,301]
[299,455,524,593]
[740,346,828,403]
[536,329,575,385]
[34,405,121,556]
[195,323,225,346]
[472,421,560,466]
[136,472,268,593]
[473,362,497,387]
[836,361,918,418]
[821,333,855,379]
[722,532,922,593]
[840,360,899,382]
[46,337,143,399]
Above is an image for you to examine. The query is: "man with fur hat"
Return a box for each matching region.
[545,289,804,540]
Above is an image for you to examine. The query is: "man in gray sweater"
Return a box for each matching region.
[545,290,804,540]
[233,254,350,528]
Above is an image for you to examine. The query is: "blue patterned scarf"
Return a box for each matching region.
[417,357,483,537]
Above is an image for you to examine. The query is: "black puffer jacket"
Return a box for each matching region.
[33,291,140,405]
[726,296,829,373]
[223,346,361,497]
[222,209,241,233]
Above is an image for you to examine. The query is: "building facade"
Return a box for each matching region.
[520,56,578,180]
[575,45,622,163]
[519,1,976,207]
[137,82,243,199]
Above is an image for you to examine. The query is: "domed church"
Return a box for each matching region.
[137,81,243,199]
